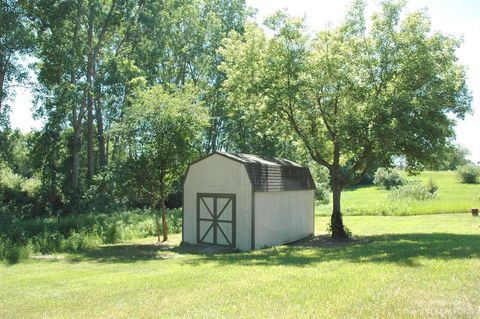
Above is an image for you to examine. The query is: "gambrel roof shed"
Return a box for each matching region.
[183,152,316,251]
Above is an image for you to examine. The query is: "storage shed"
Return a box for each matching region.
[182,152,316,251]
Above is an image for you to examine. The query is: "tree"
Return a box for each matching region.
[427,143,471,170]
[220,1,471,238]
[123,0,249,153]
[28,0,139,208]
[119,85,208,241]
[0,0,34,121]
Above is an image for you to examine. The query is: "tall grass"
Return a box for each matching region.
[0,208,182,262]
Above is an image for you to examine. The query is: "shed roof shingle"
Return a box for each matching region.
[213,152,316,192]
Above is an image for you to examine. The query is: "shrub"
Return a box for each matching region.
[31,231,64,254]
[0,163,41,218]
[0,238,31,264]
[374,168,405,190]
[62,231,101,253]
[389,182,437,201]
[104,220,125,244]
[425,178,438,194]
[457,164,480,184]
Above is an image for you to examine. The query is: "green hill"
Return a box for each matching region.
[316,171,480,216]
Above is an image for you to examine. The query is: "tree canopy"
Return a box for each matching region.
[119,84,208,241]
[219,0,471,237]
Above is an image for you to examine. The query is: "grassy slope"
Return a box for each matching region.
[1,214,480,318]
[317,171,480,216]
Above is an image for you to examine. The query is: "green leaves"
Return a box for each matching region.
[119,84,209,199]
[220,0,471,183]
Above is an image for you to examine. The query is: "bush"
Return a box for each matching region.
[0,163,41,218]
[31,231,64,254]
[457,164,480,184]
[0,238,31,264]
[389,182,437,201]
[425,178,438,194]
[374,168,405,190]
[61,231,101,253]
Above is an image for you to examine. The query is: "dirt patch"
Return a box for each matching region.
[31,254,66,261]
[174,243,239,254]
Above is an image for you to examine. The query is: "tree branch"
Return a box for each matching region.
[282,102,332,170]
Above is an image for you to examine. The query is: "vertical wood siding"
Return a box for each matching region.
[183,154,252,251]
[254,190,314,249]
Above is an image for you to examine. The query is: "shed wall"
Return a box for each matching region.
[183,154,252,251]
[254,190,314,249]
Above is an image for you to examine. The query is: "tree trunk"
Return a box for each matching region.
[70,0,83,193]
[86,16,95,181]
[330,138,348,239]
[71,97,84,191]
[95,90,107,168]
[161,199,169,241]
[0,65,4,115]
[153,203,161,243]
[330,184,347,238]
[72,129,82,189]
[210,115,217,152]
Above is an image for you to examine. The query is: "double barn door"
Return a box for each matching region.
[197,193,236,247]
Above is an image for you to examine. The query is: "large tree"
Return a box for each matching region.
[220,0,471,238]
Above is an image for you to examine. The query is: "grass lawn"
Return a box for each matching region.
[1,214,480,318]
[317,171,480,216]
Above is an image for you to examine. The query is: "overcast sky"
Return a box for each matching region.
[10,0,480,162]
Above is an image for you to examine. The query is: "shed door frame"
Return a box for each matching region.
[196,193,236,247]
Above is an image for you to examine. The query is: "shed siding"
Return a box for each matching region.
[254,190,314,248]
[183,154,252,251]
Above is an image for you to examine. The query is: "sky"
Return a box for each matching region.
[10,0,480,162]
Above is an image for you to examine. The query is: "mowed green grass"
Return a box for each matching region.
[1,214,480,318]
[317,171,480,216]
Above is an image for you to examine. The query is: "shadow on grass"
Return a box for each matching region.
[187,233,480,268]
[67,243,175,263]
[67,233,480,267]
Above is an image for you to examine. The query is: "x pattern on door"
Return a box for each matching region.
[197,193,236,247]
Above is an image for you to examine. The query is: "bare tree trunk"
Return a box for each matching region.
[153,202,161,243]
[71,0,83,192]
[95,89,107,168]
[87,99,94,179]
[330,183,346,238]
[0,65,4,115]
[161,199,169,241]
[210,115,217,152]
[72,118,82,190]
[330,140,348,239]
[72,94,86,191]
[86,12,95,181]
[105,133,109,165]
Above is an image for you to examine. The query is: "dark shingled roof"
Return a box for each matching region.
[211,151,316,192]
